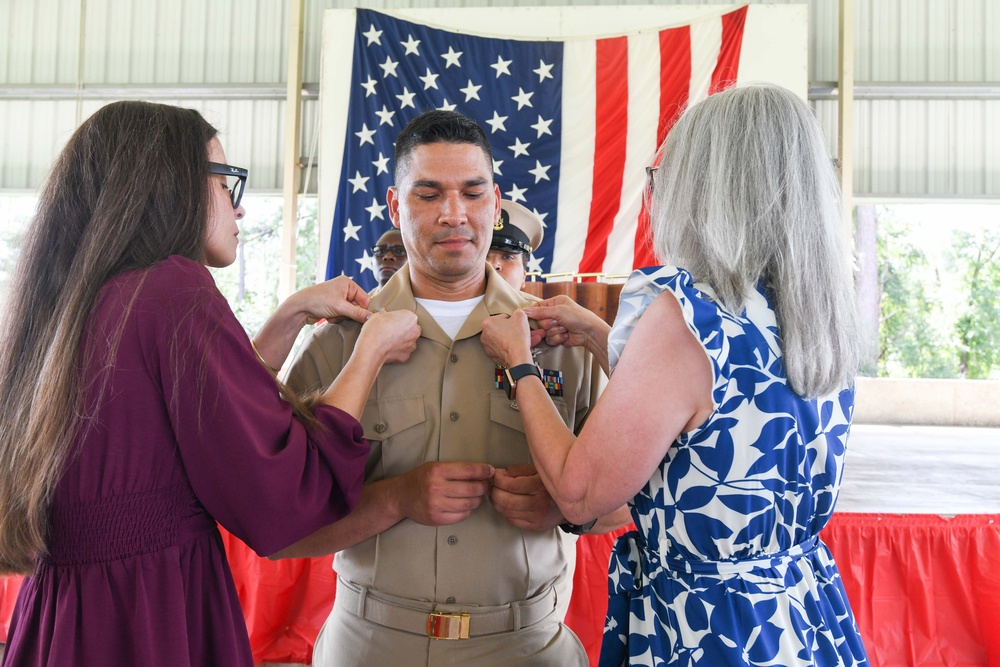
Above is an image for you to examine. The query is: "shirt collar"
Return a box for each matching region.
[371,265,530,345]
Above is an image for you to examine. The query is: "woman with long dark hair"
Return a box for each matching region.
[0,100,419,666]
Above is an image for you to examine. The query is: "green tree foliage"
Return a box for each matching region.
[0,196,319,340]
[0,225,26,297]
[951,228,1000,379]
[876,209,957,378]
[210,198,320,337]
[0,199,35,299]
[4,194,996,380]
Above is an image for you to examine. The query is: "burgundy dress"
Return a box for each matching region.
[1,256,368,667]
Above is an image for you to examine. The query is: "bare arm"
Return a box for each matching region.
[252,276,373,372]
[269,460,495,558]
[313,310,420,420]
[482,293,713,524]
[591,505,634,534]
[268,477,406,557]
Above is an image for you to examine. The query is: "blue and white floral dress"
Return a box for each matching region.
[599,266,868,667]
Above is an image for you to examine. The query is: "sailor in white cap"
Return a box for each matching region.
[489,199,544,290]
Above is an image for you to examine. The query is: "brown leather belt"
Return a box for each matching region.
[336,577,558,640]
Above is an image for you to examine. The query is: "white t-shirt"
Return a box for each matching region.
[415,295,484,339]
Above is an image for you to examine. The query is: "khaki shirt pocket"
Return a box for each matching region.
[487,392,572,468]
[360,396,427,479]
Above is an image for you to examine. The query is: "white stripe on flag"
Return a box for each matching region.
[602,31,662,275]
[552,39,597,276]
[688,16,723,105]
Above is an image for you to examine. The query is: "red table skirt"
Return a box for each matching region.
[2,513,998,666]
[566,515,1000,667]
[823,513,1000,667]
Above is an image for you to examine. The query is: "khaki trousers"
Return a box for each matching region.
[311,590,588,667]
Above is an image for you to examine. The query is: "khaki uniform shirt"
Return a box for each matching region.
[284,266,599,607]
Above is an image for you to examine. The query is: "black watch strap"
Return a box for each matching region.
[559,519,597,535]
[504,363,542,400]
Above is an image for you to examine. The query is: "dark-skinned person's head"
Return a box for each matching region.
[372,228,406,288]
[488,199,544,291]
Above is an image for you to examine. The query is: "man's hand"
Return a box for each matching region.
[489,464,564,532]
[393,462,495,526]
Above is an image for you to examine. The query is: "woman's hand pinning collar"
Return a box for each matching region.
[359,308,420,366]
[291,275,372,326]
[481,310,535,368]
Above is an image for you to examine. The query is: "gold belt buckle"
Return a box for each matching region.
[427,612,471,640]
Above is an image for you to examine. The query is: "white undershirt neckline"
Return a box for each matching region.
[415,295,484,340]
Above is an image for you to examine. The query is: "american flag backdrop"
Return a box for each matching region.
[325,6,749,290]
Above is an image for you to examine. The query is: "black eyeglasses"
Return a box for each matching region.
[372,244,406,258]
[645,165,659,190]
[208,162,248,209]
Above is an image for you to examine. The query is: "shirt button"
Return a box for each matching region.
[374,423,387,433]
[449,412,459,422]
[446,597,456,604]
[447,535,458,545]
[450,354,459,363]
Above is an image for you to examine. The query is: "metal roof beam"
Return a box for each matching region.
[811,82,1000,100]
[0,84,320,101]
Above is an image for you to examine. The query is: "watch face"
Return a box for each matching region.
[503,367,516,400]
[503,364,540,401]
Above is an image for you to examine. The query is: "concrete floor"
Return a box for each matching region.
[838,423,1000,514]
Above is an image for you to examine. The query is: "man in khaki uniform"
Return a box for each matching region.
[278,110,612,666]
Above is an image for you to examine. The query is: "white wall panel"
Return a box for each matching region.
[51,0,288,85]
[0,100,78,190]
[988,101,1000,195]
[855,99,998,198]
[988,2,999,81]
[0,0,81,84]
[300,100,323,195]
[808,0,840,81]
[810,99,839,158]
[857,0,998,83]
[0,98,292,193]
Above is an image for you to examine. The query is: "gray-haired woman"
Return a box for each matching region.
[482,84,868,666]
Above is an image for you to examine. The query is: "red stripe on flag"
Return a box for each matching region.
[633,25,692,270]
[579,36,629,275]
[657,25,693,146]
[710,5,748,94]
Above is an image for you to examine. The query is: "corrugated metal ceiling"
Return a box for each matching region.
[1,0,998,199]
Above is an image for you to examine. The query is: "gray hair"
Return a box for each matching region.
[649,83,861,398]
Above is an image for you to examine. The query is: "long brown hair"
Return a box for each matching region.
[0,101,217,573]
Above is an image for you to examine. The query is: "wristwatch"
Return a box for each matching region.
[503,363,542,400]
[559,519,597,535]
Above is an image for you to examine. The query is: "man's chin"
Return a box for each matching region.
[431,260,486,278]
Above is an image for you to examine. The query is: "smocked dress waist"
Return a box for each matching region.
[43,484,215,567]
